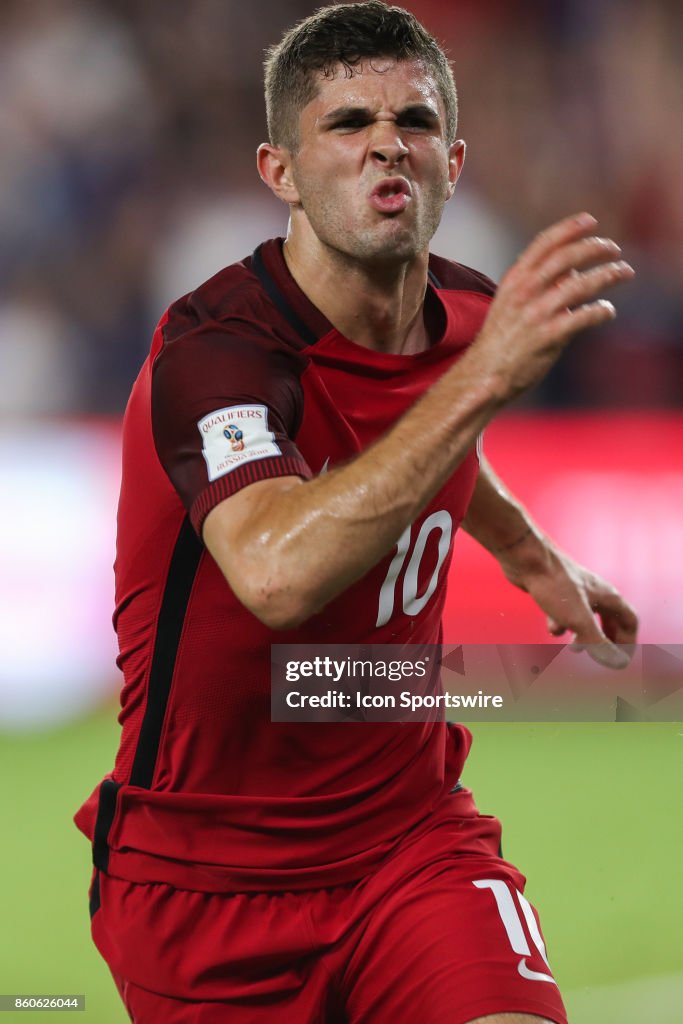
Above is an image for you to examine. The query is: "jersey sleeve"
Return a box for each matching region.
[151,320,312,534]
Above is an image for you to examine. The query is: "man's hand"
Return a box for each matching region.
[463,459,639,669]
[472,212,635,401]
[498,538,639,669]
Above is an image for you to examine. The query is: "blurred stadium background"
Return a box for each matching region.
[0,1,681,1021]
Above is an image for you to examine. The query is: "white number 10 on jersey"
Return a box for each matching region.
[376,510,453,627]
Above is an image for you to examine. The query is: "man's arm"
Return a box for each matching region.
[462,456,639,667]
[204,213,634,630]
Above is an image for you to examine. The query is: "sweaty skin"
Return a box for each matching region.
[204,59,638,666]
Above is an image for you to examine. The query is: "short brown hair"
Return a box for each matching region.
[264,1,457,151]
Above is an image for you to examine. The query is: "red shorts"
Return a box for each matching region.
[91,794,567,1024]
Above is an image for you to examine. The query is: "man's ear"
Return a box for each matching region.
[446,139,466,200]
[257,143,300,205]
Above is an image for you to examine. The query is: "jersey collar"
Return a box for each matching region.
[251,237,446,350]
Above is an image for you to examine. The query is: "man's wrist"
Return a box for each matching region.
[489,526,533,555]
[494,526,555,578]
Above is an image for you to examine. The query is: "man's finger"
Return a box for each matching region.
[598,612,638,670]
[592,591,639,639]
[571,637,631,669]
[550,299,617,341]
[586,642,632,669]
[598,608,638,644]
[543,261,635,316]
[516,212,598,272]
[570,610,633,669]
[536,236,622,290]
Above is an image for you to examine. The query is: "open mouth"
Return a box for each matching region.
[369,177,412,214]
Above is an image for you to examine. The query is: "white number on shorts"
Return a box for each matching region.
[473,879,556,984]
[376,511,453,627]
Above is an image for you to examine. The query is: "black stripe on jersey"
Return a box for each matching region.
[89,870,101,919]
[428,268,442,289]
[129,516,204,789]
[92,778,122,873]
[251,244,319,347]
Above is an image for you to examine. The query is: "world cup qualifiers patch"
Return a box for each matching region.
[197,405,281,482]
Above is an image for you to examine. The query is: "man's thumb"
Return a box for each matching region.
[571,620,630,669]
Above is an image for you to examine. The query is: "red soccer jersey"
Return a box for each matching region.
[75,239,496,892]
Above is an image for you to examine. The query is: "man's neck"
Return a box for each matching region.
[282,226,430,356]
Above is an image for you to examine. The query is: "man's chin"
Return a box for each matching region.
[353,227,425,266]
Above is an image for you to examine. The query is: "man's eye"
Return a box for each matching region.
[334,118,368,130]
[400,116,431,129]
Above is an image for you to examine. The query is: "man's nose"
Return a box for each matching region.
[369,123,409,167]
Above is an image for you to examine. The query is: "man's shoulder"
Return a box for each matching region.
[162,250,270,347]
[428,253,497,298]
[146,242,309,396]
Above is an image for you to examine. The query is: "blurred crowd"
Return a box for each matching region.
[1,0,681,415]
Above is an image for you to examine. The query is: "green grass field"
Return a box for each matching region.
[0,707,680,1022]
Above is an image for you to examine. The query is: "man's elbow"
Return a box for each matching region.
[208,527,324,629]
[239,574,320,631]
[208,530,316,629]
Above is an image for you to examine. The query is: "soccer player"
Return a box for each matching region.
[75,3,638,1022]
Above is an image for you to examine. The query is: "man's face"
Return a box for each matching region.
[285,59,462,266]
